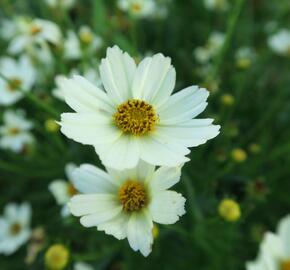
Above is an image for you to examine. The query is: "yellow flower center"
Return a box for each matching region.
[113,99,157,136]
[30,25,42,35]
[9,127,21,135]
[67,183,78,197]
[8,78,22,91]
[79,31,93,44]
[119,180,147,212]
[10,223,22,236]
[131,3,142,13]
[45,244,69,270]
[282,260,290,270]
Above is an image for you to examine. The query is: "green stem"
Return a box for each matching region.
[208,0,245,82]
[0,73,59,118]
[182,172,203,222]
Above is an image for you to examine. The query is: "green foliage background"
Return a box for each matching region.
[0,0,290,269]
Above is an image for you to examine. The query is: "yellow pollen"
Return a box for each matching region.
[30,25,42,35]
[113,99,157,136]
[67,183,78,197]
[80,31,93,44]
[119,180,147,212]
[8,78,22,91]
[282,260,290,270]
[10,223,22,236]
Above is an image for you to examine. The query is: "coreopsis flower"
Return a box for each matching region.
[235,47,256,69]
[49,163,78,217]
[0,203,32,255]
[194,32,225,64]
[78,25,103,51]
[52,69,101,100]
[69,161,186,256]
[218,199,241,222]
[59,45,220,169]
[45,244,69,270]
[268,29,290,57]
[246,215,290,270]
[117,0,156,18]
[0,110,34,153]
[44,0,76,10]
[5,17,61,55]
[0,56,36,105]
[204,0,229,11]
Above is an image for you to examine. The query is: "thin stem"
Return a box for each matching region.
[0,73,59,118]
[208,0,246,82]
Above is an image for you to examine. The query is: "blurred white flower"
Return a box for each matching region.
[69,161,186,257]
[0,110,34,153]
[64,30,81,60]
[78,26,103,53]
[235,47,256,69]
[204,0,229,11]
[59,45,220,169]
[5,17,61,55]
[118,0,156,18]
[44,0,76,10]
[74,262,94,270]
[194,31,225,64]
[0,56,36,105]
[268,29,290,57]
[0,203,32,255]
[52,68,102,100]
[64,26,103,60]
[49,163,77,217]
[246,215,290,270]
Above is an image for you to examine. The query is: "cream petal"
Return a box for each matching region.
[69,194,120,218]
[148,166,182,193]
[132,53,175,107]
[149,191,186,224]
[277,214,290,258]
[18,203,31,227]
[59,76,114,113]
[95,136,140,170]
[97,212,130,240]
[157,86,209,125]
[71,164,118,194]
[60,113,122,145]
[139,135,189,167]
[126,210,153,257]
[48,180,70,205]
[154,123,220,147]
[99,46,136,104]
[260,232,284,260]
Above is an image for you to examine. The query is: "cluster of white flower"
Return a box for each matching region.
[54,45,220,256]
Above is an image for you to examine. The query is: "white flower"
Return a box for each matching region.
[49,163,77,217]
[0,110,34,153]
[0,56,36,105]
[7,17,61,55]
[69,161,186,256]
[74,262,94,270]
[204,0,229,11]
[45,0,76,10]
[78,26,103,52]
[59,45,220,169]
[194,31,225,64]
[246,215,290,270]
[64,30,82,60]
[0,203,32,255]
[235,47,256,69]
[52,69,102,100]
[268,29,290,56]
[117,0,156,18]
